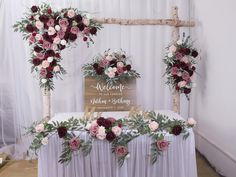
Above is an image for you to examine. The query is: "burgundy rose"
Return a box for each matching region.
[188,70,194,77]
[57,126,67,138]
[178,48,184,54]
[58,44,66,50]
[59,18,69,27]
[175,85,180,91]
[77,23,85,31]
[97,117,106,126]
[115,146,128,157]
[46,72,53,78]
[42,33,52,42]
[26,24,34,32]
[156,140,170,151]
[68,33,77,41]
[126,64,131,71]
[50,60,57,67]
[30,16,35,21]
[171,125,183,135]
[55,53,61,58]
[107,117,116,124]
[109,60,117,66]
[39,15,49,23]
[34,46,43,53]
[90,27,97,35]
[75,14,83,23]
[45,50,55,57]
[32,58,41,66]
[93,63,99,69]
[103,119,112,129]
[191,50,198,58]
[47,66,54,72]
[183,48,191,55]
[184,88,191,94]
[69,137,81,151]
[191,66,196,71]
[106,131,116,142]
[31,6,38,13]
[96,67,104,75]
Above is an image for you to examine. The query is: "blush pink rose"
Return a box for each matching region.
[169,45,177,53]
[43,41,52,50]
[181,56,188,64]
[57,30,65,39]
[112,126,122,136]
[107,71,115,78]
[29,35,35,44]
[171,67,178,75]
[178,81,187,88]
[35,21,44,29]
[70,26,79,34]
[42,60,50,69]
[36,52,44,60]
[48,27,56,36]
[115,146,128,157]
[59,18,69,28]
[51,44,58,51]
[53,65,60,72]
[53,37,61,44]
[35,123,44,133]
[96,126,106,140]
[69,137,81,151]
[47,19,55,27]
[99,59,109,67]
[40,68,47,77]
[148,121,159,132]
[89,124,99,136]
[117,67,124,75]
[157,140,170,151]
[182,71,190,81]
[187,117,196,126]
[83,18,90,26]
[67,9,75,18]
[117,62,124,68]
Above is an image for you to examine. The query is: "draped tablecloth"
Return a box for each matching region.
[38,110,197,177]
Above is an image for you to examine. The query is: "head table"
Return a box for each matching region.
[38,110,197,177]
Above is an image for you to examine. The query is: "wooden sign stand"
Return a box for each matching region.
[42,6,194,119]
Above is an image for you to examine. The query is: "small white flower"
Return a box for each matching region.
[177,39,183,45]
[55,25,61,31]
[48,27,56,36]
[47,57,54,63]
[108,67,113,72]
[167,52,173,58]
[41,137,49,145]
[41,78,47,84]
[60,39,67,46]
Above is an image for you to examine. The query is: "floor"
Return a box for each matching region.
[0,152,222,177]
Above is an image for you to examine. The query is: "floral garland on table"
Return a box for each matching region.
[26,111,196,166]
[163,36,199,98]
[82,49,140,84]
[13,3,102,90]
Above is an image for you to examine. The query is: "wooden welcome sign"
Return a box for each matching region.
[84,77,136,111]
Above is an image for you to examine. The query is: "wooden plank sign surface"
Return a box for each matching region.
[84,77,136,112]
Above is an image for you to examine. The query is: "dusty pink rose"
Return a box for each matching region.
[117,62,124,68]
[48,27,56,36]
[99,59,109,67]
[40,68,47,77]
[53,65,60,72]
[67,9,75,18]
[70,26,79,34]
[169,45,177,53]
[43,41,52,50]
[57,30,65,39]
[181,56,188,64]
[89,124,99,136]
[59,18,69,28]
[35,21,43,29]
[112,126,122,136]
[47,19,55,27]
[182,71,190,81]
[29,35,35,44]
[171,67,178,75]
[117,67,124,75]
[148,121,159,132]
[51,44,58,51]
[35,123,44,133]
[178,81,187,88]
[175,52,183,60]
[82,27,90,35]
[36,52,44,59]
[115,146,128,157]
[69,137,81,151]
[157,140,170,151]
[42,60,50,69]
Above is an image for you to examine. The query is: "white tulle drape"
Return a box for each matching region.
[0,0,191,158]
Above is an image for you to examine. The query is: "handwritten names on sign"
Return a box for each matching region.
[84,77,136,111]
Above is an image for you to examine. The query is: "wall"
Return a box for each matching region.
[190,1,236,176]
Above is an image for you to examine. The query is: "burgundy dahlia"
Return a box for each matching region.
[57,127,68,138]
[90,27,97,35]
[106,131,116,142]
[34,46,43,53]
[32,58,41,66]
[75,15,83,23]
[77,23,85,31]
[39,15,49,23]
[183,48,191,55]
[31,6,38,13]
[171,125,183,135]
[26,24,34,32]
[96,67,104,75]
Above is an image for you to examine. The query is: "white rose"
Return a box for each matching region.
[178,81,187,88]
[41,137,48,145]
[169,45,177,53]
[112,67,117,72]
[148,121,159,132]
[48,27,56,36]
[55,25,61,31]
[41,78,47,84]
[187,118,196,126]
[112,126,122,136]
[35,34,42,41]
[35,21,43,29]
[107,71,115,78]
[167,52,173,58]
[35,15,39,20]
[67,9,75,18]
[53,65,60,72]
[177,39,183,45]
[47,57,53,63]
[35,123,44,133]
[60,39,67,46]
[96,126,106,140]
[106,55,112,61]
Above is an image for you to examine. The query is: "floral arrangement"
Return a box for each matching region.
[163,36,199,98]
[26,111,196,166]
[82,49,140,84]
[13,3,102,90]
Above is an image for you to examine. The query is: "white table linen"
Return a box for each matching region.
[38,110,197,177]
